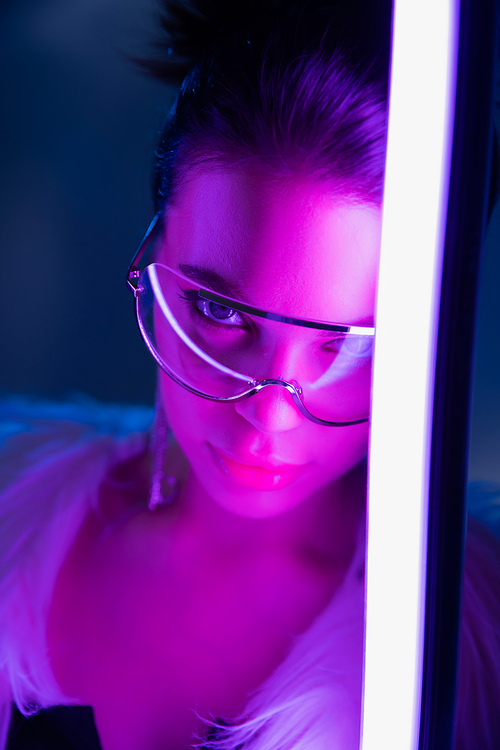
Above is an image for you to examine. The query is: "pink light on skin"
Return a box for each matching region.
[148,264,252,382]
[48,167,380,749]
[157,166,382,520]
[209,444,313,492]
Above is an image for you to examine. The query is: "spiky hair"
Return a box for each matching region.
[140,0,392,209]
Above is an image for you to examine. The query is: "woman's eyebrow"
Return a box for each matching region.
[179,263,374,329]
[178,264,244,299]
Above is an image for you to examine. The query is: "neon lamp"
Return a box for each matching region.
[362,0,498,748]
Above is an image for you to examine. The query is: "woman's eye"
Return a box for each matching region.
[178,288,246,329]
[196,298,244,326]
[321,336,373,357]
[321,337,345,354]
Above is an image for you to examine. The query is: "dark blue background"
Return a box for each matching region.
[0,0,499,482]
[0,0,173,405]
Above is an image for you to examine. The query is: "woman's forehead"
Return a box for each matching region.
[160,166,381,320]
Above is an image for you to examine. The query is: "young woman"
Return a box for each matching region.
[1,1,499,749]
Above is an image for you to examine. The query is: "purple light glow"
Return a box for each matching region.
[362,0,459,748]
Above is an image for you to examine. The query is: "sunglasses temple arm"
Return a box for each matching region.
[126,214,162,292]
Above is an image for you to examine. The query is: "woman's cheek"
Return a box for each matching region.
[160,372,368,518]
[300,425,369,492]
[159,373,214,447]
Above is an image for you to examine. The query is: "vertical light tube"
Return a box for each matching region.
[361,2,459,749]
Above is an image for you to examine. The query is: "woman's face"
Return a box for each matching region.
[156,166,381,519]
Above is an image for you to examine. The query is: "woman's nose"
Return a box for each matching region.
[234,382,304,433]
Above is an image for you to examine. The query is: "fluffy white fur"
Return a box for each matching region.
[0,398,151,746]
[200,528,365,750]
[0,397,499,750]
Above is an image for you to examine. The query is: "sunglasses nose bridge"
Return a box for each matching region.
[252,376,301,396]
[251,377,307,417]
[234,377,306,433]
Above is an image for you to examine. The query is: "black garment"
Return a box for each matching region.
[7,705,103,750]
[6,705,228,749]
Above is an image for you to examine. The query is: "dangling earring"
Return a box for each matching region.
[148,391,177,511]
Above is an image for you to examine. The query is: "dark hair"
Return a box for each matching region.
[140,0,393,211]
[140,1,500,220]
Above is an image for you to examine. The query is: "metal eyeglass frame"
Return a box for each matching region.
[126,213,375,427]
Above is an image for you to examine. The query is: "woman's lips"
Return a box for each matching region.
[208,445,309,491]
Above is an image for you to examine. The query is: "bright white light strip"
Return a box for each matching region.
[148,265,251,382]
[361,1,458,749]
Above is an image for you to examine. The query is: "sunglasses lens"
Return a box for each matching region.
[137,264,373,424]
[138,264,254,398]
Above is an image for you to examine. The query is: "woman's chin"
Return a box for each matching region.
[209,487,310,520]
[191,443,315,519]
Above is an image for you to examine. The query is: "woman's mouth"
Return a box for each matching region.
[208,445,309,491]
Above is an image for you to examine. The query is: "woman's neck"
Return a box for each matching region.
[174,458,366,572]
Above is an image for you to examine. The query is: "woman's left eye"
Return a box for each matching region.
[196,298,244,326]
[178,288,248,329]
[320,335,373,357]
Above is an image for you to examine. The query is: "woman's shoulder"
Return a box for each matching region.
[0,392,153,463]
[464,482,500,637]
[0,392,153,509]
[465,480,500,592]
[457,483,500,750]
[0,393,154,591]
[0,393,154,738]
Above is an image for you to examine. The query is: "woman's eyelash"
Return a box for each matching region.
[177,288,247,330]
[176,289,370,357]
[178,288,203,306]
[321,338,345,353]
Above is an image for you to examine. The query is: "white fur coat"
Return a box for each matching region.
[0,396,499,750]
